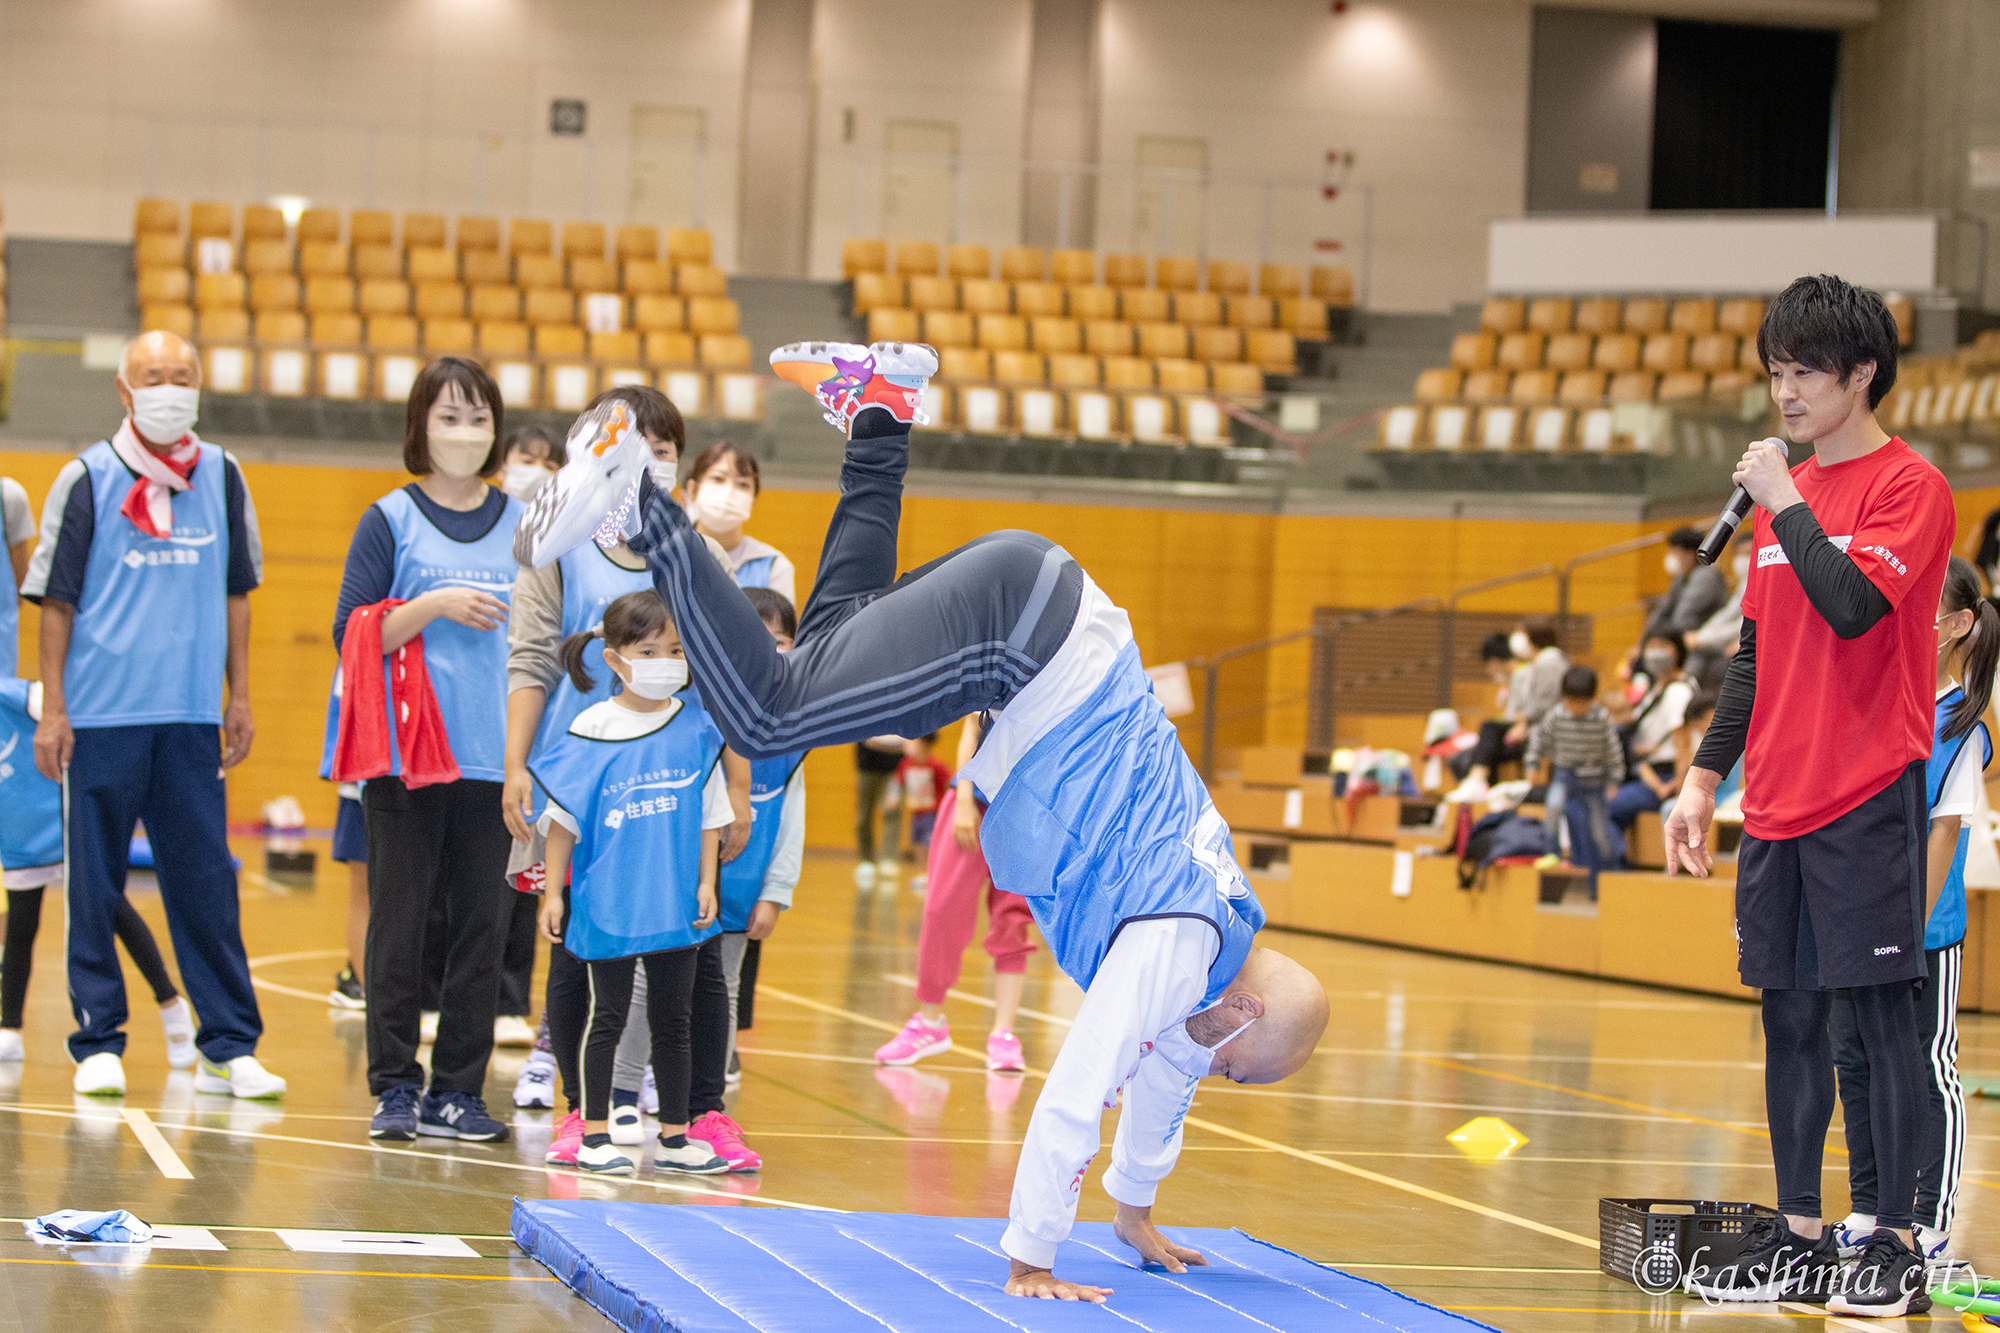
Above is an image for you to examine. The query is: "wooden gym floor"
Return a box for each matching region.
[3,841,1995,1330]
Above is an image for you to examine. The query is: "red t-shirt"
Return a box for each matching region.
[895,756,954,813]
[1739,437,1955,839]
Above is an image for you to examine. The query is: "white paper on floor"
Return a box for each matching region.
[145,1226,229,1252]
[274,1229,480,1258]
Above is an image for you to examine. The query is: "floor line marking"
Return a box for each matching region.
[0,1255,555,1282]
[244,948,351,1002]
[760,984,1600,1251]
[121,1108,194,1180]
[1406,1054,1774,1142]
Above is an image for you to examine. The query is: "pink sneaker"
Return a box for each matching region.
[986,1029,1026,1072]
[544,1110,584,1166]
[874,1013,951,1066]
[690,1110,762,1172]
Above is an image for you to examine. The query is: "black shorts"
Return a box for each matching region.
[332,795,368,864]
[1736,761,1927,990]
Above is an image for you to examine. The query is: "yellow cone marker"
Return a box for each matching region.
[1447,1116,1528,1160]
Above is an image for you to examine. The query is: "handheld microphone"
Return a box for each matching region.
[1695,437,1789,566]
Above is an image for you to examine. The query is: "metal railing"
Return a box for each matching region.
[1187,529,1673,777]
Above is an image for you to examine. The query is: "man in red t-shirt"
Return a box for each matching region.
[1666,275,1954,1315]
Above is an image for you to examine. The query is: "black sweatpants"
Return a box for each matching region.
[1832,943,1965,1232]
[626,415,1082,761]
[544,940,588,1114]
[363,775,513,1096]
[4,885,179,1029]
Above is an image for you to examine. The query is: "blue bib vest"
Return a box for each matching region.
[717,752,804,931]
[64,439,233,727]
[0,580,17,678]
[0,679,62,871]
[529,694,725,960]
[1925,688,1992,951]
[522,544,654,816]
[376,487,522,783]
[978,642,1264,1005]
[733,553,776,590]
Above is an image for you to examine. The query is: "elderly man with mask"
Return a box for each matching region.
[23,330,280,1100]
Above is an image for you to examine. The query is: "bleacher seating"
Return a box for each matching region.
[1879,331,2000,445]
[131,199,759,419]
[841,238,1351,444]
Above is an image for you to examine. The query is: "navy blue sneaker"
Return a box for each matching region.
[417,1090,510,1142]
[369,1083,421,1141]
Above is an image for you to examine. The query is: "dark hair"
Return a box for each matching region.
[1560,664,1598,699]
[686,440,763,496]
[404,356,503,476]
[1667,526,1703,552]
[743,586,796,640]
[1522,618,1561,652]
[1942,555,1999,742]
[1479,632,1512,662]
[1643,632,1688,668]
[1756,274,1900,409]
[587,384,685,456]
[503,423,564,468]
[558,590,672,693]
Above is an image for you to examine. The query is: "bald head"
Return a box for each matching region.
[1191,947,1328,1085]
[119,330,199,390]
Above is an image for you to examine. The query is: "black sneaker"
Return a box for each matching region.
[1828,1228,1932,1317]
[369,1083,421,1140]
[328,966,365,1010]
[1682,1214,1840,1302]
[417,1089,510,1142]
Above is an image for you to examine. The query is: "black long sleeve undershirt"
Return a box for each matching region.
[1690,502,1896,778]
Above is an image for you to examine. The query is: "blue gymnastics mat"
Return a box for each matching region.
[511,1200,1498,1332]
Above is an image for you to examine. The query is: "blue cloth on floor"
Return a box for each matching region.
[27,1209,152,1244]
[511,1201,1498,1333]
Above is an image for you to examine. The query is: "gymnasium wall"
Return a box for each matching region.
[0,448,1678,850]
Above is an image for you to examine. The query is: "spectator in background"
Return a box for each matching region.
[1608,633,1696,834]
[498,424,563,502]
[1642,526,1729,644]
[1527,665,1624,874]
[1452,619,1568,800]
[682,442,796,605]
[853,737,905,887]
[1686,545,1752,702]
[894,732,953,892]
[25,330,279,1100]
[1,475,36,674]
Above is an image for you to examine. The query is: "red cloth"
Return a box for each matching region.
[330,600,462,790]
[1739,438,1955,839]
[894,755,954,814]
[114,425,199,539]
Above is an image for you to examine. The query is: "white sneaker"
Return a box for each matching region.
[1915,1223,1958,1268]
[1450,775,1489,802]
[513,1051,557,1109]
[876,858,900,878]
[608,1101,643,1145]
[73,1051,126,1096]
[1834,1211,1877,1259]
[654,1136,730,1174]
[513,395,655,569]
[575,1140,636,1176]
[853,861,876,889]
[420,1011,439,1044]
[493,1014,536,1047]
[194,1054,286,1100]
[639,1064,659,1116]
[0,1028,23,1061]
[159,997,198,1069]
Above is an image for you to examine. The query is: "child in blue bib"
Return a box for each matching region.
[533,591,736,1178]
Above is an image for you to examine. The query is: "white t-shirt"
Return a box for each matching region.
[1,478,35,551]
[1933,683,1984,820]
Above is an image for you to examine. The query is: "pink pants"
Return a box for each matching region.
[914,786,1035,1004]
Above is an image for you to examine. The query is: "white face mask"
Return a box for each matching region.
[127,383,200,443]
[648,461,679,491]
[1509,631,1533,659]
[611,651,689,700]
[693,484,754,529]
[501,463,551,501]
[429,424,494,480]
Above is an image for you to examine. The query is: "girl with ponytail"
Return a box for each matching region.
[1829,553,1993,1263]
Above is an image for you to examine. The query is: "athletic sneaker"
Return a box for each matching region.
[159,997,197,1069]
[370,1083,422,1140]
[1828,1228,1932,1317]
[986,1030,1026,1072]
[608,1092,644,1146]
[73,1051,126,1097]
[575,1140,636,1177]
[545,1110,585,1165]
[195,1054,287,1099]
[1834,1211,1878,1259]
[768,340,937,434]
[1914,1223,1958,1269]
[876,857,900,879]
[689,1110,761,1172]
[328,965,366,1010]
[875,1013,952,1066]
[655,1135,731,1175]
[0,1028,24,1061]
[417,1090,510,1142]
[513,1050,558,1109]
[853,861,877,889]
[493,1014,536,1047]
[640,1065,659,1115]
[1681,1214,1840,1303]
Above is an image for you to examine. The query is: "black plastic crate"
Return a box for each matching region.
[1599,1198,1780,1291]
